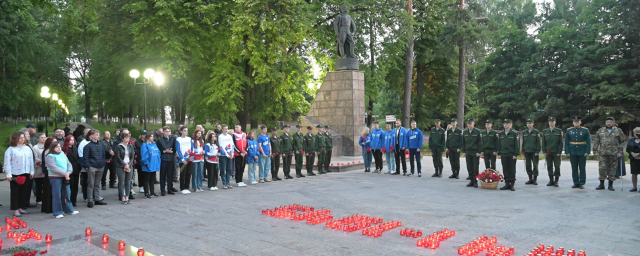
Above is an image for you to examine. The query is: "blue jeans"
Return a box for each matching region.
[50,178,74,216]
[363,151,373,168]
[259,155,271,179]
[385,151,396,171]
[248,163,257,183]
[191,161,204,190]
[409,149,422,174]
[219,156,232,185]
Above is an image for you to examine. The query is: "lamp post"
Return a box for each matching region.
[58,100,64,125]
[129,69,164,131]
[40,87,51,136]
[52,93,59,129]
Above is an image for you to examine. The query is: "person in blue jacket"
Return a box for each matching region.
[392,119,409,175]
[140,133,161,199]
[359,127,372,172]
[370,121,385,173]
[246,131,260,184]
[407,120,424,177]
[383,123,396,174]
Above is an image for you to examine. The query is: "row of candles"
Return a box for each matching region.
[414,228,456,249]
[359,220,401,237]
[458,235,515,256]
[5,216,28,231]
[526,244,586,256]
[85,228,145,255]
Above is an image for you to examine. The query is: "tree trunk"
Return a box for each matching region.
[84,85,91,120]
[402,0,414,128]
[456,42,466,129]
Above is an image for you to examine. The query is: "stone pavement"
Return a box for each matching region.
[0,156,638,255]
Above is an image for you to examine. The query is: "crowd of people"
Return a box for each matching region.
[2,116,639,218]
[359,117,639,192]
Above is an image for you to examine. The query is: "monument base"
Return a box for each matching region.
[335,58,360,71]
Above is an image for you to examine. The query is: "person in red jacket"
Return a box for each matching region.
[233,124,248,187]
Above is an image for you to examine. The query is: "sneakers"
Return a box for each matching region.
[222,185,228,189]
[407,173,413,177]
[251,181,259,185]
[71,211,79,215]
[264,178,271,182]
[237,182,247,187]
[418,173,422,177]
[180,189,191,194]
[54,215,64,219]
[226,184,232,189]
[139,187,145,193]
[258,179,265,183]
[210,187,218,191]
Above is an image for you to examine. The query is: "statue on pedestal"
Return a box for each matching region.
[333,4,359,70]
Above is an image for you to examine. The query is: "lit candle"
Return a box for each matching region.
[102,234,109,243]
[85,227,92,236]
[45,234,52,243]
[118,240,126,250]
[137,248,145,256]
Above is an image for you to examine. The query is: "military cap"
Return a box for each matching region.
[571,115,582,121]
[526,118,534,123]
[316,124,322,128]
[295,124,302,128]
[282,124,290,128]
[606,116,615,121]
[503,119,513,123]
[434,119,441,122]
[271,127,279,132]
[485,119,492,124]
[324,125,329,129]
[26,123,36,128]
[307,126,313,130]
[548,117,556,121]
[450,118,457,122]
[466,118,474,123]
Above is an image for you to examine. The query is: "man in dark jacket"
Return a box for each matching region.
[157,126,177,195]
[100,131,117,190]
[82,129,107,207]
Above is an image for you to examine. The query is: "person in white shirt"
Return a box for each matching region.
[175,126,193,194]
[4,131,34,216]
[218,125,235,189]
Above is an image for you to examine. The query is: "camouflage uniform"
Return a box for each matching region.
[593,123,626,181]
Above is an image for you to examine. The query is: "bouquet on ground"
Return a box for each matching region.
[476,169,503,183]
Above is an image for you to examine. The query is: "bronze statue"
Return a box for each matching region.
[333,4,357,59]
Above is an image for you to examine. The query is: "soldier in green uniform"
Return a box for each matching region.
[593,117,626,191]
[522,118,541,185]
[481,119,498,170]
[447,118,463,179]
[497,119,520,191]
[303,126,316,177]
[292,125,304,179]
[324,125,333,173]
[541,117,563,187]
[564,115,591,189]
[280,125,294,180]
[429,119,446,177]
[315,125,326,174]
[462,118,483,187]
[269,127,282,181]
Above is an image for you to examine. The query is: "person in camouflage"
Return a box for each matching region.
[292,125,304,179]
[593,117,626,191]
[541,117,563,187]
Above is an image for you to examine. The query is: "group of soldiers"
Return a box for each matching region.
[427,115,627,191]
[269,124,332,179]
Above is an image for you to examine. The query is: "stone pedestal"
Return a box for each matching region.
[302,70,365,156]
[335,58,360,71]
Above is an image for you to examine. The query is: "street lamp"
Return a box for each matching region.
[130,68,165,131]
[40,87,51,135]
[52,93,59,129]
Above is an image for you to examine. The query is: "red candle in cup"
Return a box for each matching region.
[102,234,109,243]
[118,240,126,250]
[45,234,52,243]
[137,248,145,256]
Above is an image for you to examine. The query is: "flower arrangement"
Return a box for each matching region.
[476,169,503,183]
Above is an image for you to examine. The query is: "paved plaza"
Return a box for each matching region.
[0,156,638,255]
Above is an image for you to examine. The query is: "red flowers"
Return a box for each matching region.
[476,169,504,183]
[290,153,294,156]
[390,145,394,150]
[15,176,26,185]
[366,147,371,152]
[381,148,386,153]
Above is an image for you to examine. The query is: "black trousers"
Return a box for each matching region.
[306,154,316,173]
[234,156,246,183]
[465,152,480,178]
[160,160,175,193]
[295,153,304,172]
[34,177,44,202]
[373,150,383,170]
[179,162,192,191]
[394,148,407,173]
[483,151,497,170]
[80,172,88,201]
[10,174,31,210]
[205,162,219,188]
[101,161,116,186]
[70,168,80,204]
[273,154,282,175]
[140,171,156,196]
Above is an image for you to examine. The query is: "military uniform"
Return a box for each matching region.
[324,126,333,173]
[497,119,520,191]
[270,129,282,180]
[446,118,463,179]
[280,126,294,179]
[429,120,446,177]
[522,119,541,185]
[593,117,626,191]
[541,116,563,186]
[481,119,498,170]
[292,126,305,178]
[564,116,591,188]
[303,128,317,176]
[315,125,327,174]
[462,119,483,187]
